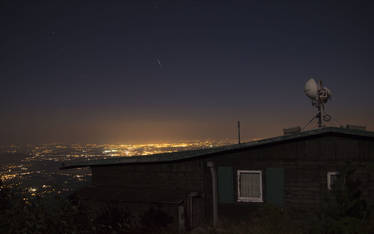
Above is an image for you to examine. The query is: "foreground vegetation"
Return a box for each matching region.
[0,179,176,234]
[1,164,373,233]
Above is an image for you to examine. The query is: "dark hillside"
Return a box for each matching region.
[0,153,29,164]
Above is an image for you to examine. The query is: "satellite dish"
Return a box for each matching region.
[303,78,333,128]
[304,78,319,100]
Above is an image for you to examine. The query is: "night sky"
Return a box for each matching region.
[1,1,373,144]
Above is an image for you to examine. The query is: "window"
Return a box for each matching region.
[237,170,263,202]
[327,171,340,190]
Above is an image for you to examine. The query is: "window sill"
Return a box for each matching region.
[237,198,263,203]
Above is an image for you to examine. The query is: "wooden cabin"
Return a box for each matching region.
[61,127,374,231]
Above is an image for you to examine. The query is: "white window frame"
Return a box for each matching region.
[237,170,263,202]
[327,171,339,190]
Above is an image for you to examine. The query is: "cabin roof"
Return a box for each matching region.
[60,127,374,169]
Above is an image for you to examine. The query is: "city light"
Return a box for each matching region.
[0,140,236,196]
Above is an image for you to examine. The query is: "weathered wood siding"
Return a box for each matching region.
[91,159,205,202]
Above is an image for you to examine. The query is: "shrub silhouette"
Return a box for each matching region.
[139,206,173,231]
[311,163,372,234]
[94,203,134,233]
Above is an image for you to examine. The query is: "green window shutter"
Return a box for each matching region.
[265,168,284,206]
[217,167,234,203]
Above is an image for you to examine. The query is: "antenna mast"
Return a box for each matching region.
[237,121,241,144]
[316,80,323,128]
[304,78,332,129]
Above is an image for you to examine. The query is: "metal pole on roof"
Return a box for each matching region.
[238,121,241,144]
[317,80,323,128]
